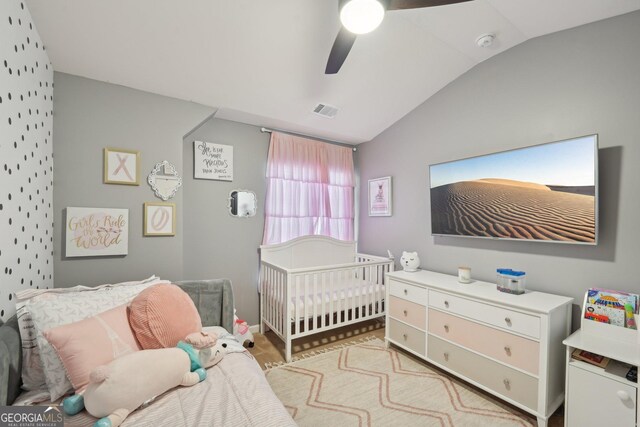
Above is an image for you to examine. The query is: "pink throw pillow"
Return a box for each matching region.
[129,284,202,349]
[43,304,142,392]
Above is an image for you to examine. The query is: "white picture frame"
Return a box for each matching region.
[193,141,233,181]
[368,176,392,217]
[65,207,129,257]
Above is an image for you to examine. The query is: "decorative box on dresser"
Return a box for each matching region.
[385,270,573,427]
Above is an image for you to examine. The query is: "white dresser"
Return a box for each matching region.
[385,270,573,427]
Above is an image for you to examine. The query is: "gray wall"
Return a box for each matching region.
[53,73,214,287]
[357,11,640,314]
[182,118,270,325]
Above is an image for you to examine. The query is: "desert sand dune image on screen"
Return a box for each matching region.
[431,179,596,242]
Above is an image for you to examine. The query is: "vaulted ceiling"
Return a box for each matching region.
[26,0,640,144]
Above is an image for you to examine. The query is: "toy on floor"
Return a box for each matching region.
[233,310,254,348]
[63,341,207,427]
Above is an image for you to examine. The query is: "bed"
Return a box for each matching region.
[0,279,296,427]
[259,236,394,362]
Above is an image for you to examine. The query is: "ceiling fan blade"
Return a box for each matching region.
[387,0,473,11]
[325,27,357,74]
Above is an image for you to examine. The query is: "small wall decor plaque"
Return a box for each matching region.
[104,148,140,185]
[65,207,129,257]
[194,141,233,181]
[143,202,176,236]
[147,160,182,201]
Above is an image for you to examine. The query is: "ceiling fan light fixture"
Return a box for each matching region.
[340,0,385,35]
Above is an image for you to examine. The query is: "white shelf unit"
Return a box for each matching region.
[563,292,640,427]
[385,269,573,427]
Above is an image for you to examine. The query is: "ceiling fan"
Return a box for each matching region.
[325,0,473,74]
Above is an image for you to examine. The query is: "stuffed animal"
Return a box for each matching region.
[400,251,420,272]
[63,342,206,427]
[233,310,254,347]
[200,326,248,357]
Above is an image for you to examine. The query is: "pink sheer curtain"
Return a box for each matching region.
[262,132,355,245]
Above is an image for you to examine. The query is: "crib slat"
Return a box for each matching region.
[281,271,285,334]
[343,270,356,322]
[329,270,334,327]
[304,274,309,333]
[321,272,326,329]
[265,266,271,328]
[365,264,371,318]
[276,270,281,334]
[269,267,273,330]
[353,266,358,320]
[312,273,317,331]
[295,275,300,336]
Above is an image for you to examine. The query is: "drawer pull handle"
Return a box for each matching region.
[503,379,510,389]
[403,333,408,340]
[444,325,449,332]
[444,301,450,308]
[617,390,631,401]
[444,352,449,361]
[504,346,511,355]
[504,317,512,325]
[404,289,408,295]
[403,310,408,316]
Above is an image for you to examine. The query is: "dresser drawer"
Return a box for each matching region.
[388,318,426,356]
[389,296,426,330]
[389,279,427,305]
[428,335,538,410]
[428,290,540,339]
[428,310,540,375]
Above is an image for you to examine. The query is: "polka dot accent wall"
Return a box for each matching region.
[0,0,53,322]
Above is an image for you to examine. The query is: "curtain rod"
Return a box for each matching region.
[260,127,357,152]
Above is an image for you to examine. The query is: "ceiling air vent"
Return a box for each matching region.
[312,103,338,118]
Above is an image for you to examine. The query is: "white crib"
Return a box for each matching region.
[259,236,394,362]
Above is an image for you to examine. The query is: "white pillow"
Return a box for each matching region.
[16,276,168,400]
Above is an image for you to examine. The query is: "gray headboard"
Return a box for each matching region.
[0,279,234,406]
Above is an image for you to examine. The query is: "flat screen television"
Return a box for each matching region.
[429,134,598,244]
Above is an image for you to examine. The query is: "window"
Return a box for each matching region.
[262,132,355,245]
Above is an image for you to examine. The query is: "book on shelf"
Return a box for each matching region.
[584,288,639,329]
[572,349,610,368]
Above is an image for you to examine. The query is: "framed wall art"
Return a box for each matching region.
[368,176,392,217]
[65,207,129,257]
[104,147,140,185]
[143,202,176,236]
[193,141,233,181]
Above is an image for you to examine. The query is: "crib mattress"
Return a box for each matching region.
[267,279,385,321]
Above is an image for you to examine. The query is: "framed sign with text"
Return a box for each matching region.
[65,207,129,257]
[194,141,233,181]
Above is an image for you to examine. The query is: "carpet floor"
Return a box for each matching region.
[265,338,541,427]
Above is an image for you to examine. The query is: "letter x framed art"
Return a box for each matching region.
[104,147,140,185]
[143,202,176,237]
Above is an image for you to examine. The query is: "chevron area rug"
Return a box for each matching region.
[265,338,535,427]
